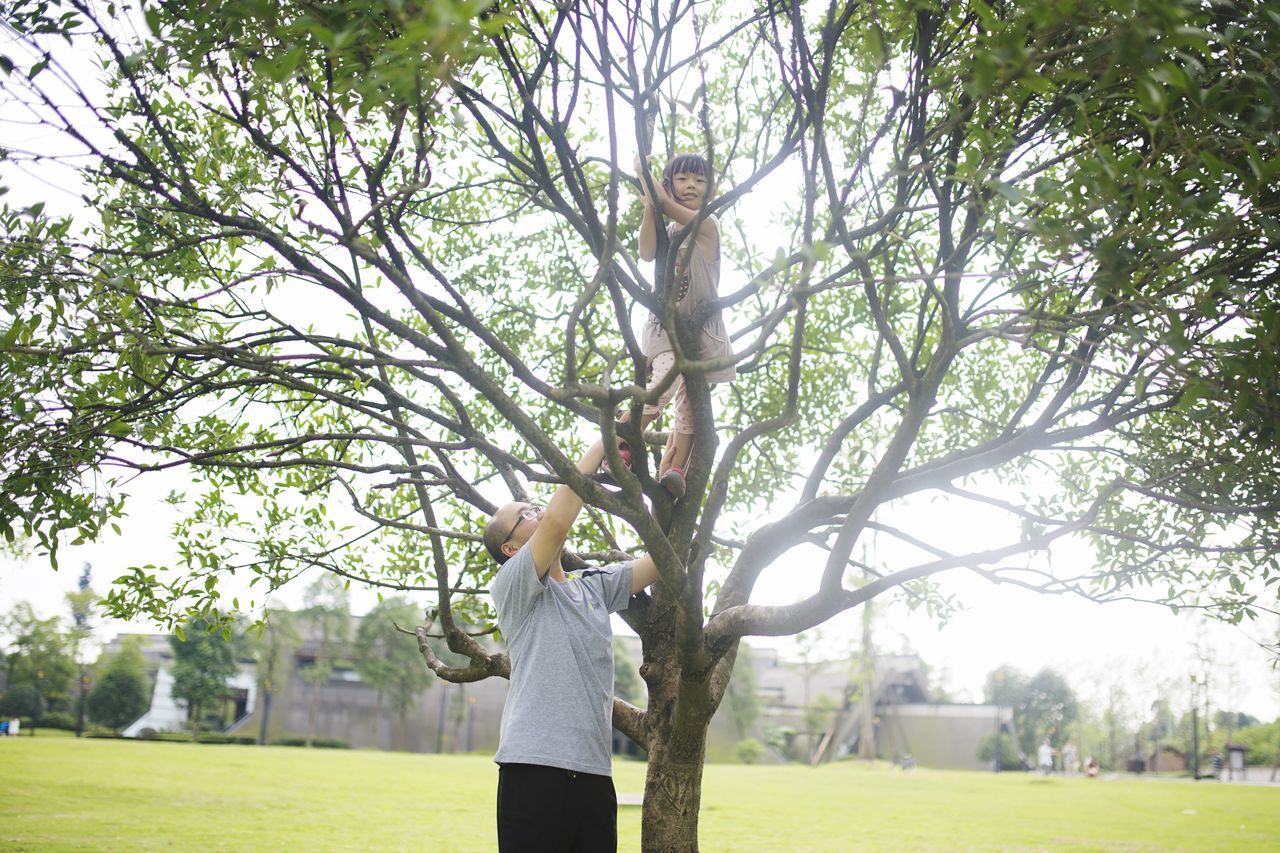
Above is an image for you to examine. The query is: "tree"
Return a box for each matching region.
[984,665,1079,756]
[3,0,1279,847]
[1,602,75,729]
[297,576,351,747]
[87,637,152,731]
[354,597,433,749]
[169,619,239,738]
[245,608,300,746]
[65,562,97,736]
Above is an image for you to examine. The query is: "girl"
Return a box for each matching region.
[613,152,735,498]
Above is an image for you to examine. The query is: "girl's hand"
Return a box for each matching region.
[634,155,656,208]
[651,178,673,209]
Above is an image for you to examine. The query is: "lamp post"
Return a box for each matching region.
[1189,674,1201,780]
[992,669,1005,774]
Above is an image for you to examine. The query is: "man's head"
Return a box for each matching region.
[483,501,546,565]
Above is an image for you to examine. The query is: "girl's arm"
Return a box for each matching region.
[635,156,657,261]
[652,183,719,261]
[638,196,657,262]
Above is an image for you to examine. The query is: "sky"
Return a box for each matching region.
[2,7,1277,727]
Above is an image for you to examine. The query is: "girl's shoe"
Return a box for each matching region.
[659,466,686,499]
[600,443,633,486]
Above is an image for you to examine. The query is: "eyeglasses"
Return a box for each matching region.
[497,505,544,552]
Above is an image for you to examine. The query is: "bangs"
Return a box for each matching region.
[663,153,712,182]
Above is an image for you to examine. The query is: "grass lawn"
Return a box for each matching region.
[1,737,1276,851]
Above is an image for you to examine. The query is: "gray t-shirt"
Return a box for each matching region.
[491,542,634,776]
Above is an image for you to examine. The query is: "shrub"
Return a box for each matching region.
[735,738,764,765]
[38,711,78,730]
[977,734,1028,771]
[272,737,350,749]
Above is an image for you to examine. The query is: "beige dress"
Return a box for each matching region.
[640,218,736,384]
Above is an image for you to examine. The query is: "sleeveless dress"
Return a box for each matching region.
[639,218,736,384]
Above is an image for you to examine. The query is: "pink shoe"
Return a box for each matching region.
[600,443,633,486]
[659,466,686,498]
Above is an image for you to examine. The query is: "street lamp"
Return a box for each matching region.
[1189,674,1201,780]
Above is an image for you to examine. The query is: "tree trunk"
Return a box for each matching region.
[370,690,383,749]
[641,723,709,852]
[306,679,319,747]
[257,687,271,746]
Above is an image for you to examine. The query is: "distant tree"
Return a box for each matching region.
[87,638,151,731]
[1214,710,1260,731]
[245,608,299,746]
[723,643,759,741]
[66,563,97,736]
[354,597,433,749]
[985,665,1079,756]
[169,619,239,738]
[613,637,645,709]
[298,576,351,747]
[0,682,41,720]
[1,602,75,729]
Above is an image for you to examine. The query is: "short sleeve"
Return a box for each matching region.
[585,562,634,613]
[490,542,546,636]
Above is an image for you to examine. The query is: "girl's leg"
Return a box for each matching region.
[659,431,693,475]
[658,381,695,497]
[607,352,677,474]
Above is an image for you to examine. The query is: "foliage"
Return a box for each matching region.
[270,736,350,749]
[168,618,240,733]
[3,0,1279,846]
[87,638,153,731]
[984,665,1080,756]
[0,682,42,719]
[1,602,76,713]
[1229,719,1280,767]
[733,737,763,765]
[977,732,1029,771]
[35,710,78,730]
[354,596,433,746]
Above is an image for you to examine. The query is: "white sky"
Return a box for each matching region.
[1,10,1277,726]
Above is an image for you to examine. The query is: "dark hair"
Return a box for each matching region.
[661,152,713,195]
[482,515,511,566]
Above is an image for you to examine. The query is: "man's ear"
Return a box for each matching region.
[502,541,517,558]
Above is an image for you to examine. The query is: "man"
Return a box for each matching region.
[484,439,659,852]
[1037,738,1055,775]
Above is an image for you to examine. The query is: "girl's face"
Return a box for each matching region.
[669,170,710,209]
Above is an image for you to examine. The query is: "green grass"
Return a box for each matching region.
[2,738,1276,851]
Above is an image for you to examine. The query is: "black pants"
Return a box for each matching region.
[497,763,617,852]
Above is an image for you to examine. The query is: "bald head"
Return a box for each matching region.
[483,501,542,565]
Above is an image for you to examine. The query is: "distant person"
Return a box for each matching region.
[1038,739,1054,775]
[1063,739,1079,775]
[0,719,8,736]
[1085,756,1100,778]
[8,717,19,737]
[484,438,660,852]
[1211,751,1224,780]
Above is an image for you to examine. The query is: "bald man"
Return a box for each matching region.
[483,439,659,852]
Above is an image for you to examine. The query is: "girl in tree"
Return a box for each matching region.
[610,152,736,498]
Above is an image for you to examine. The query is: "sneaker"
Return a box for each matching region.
[599,443,633,487]
[659,467,686,499]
